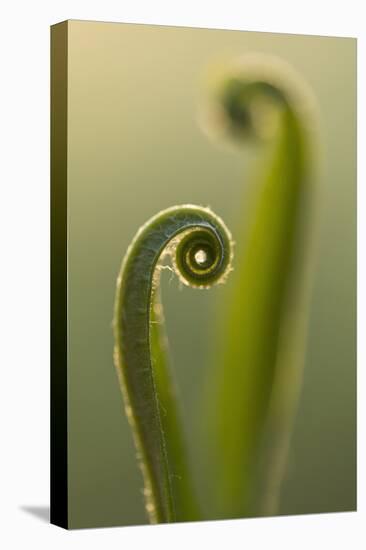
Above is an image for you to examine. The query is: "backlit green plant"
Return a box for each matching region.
[113,205,234,523]
[113,55,317,523]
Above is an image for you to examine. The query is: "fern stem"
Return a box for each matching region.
[203,55,317,518]
[113,204,233,523]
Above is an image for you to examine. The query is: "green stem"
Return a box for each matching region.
[204,58,316,518]
[113,204,233,523]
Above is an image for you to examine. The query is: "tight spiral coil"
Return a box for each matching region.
[114,204,233,523]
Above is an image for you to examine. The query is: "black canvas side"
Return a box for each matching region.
[50,20,68,530]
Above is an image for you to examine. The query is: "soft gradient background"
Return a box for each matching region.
[66,20,356,528]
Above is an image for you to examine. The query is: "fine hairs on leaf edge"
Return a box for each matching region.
[113,203,234,523]
[160,205,235,290]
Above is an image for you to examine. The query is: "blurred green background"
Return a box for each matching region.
[67,20,356,528]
